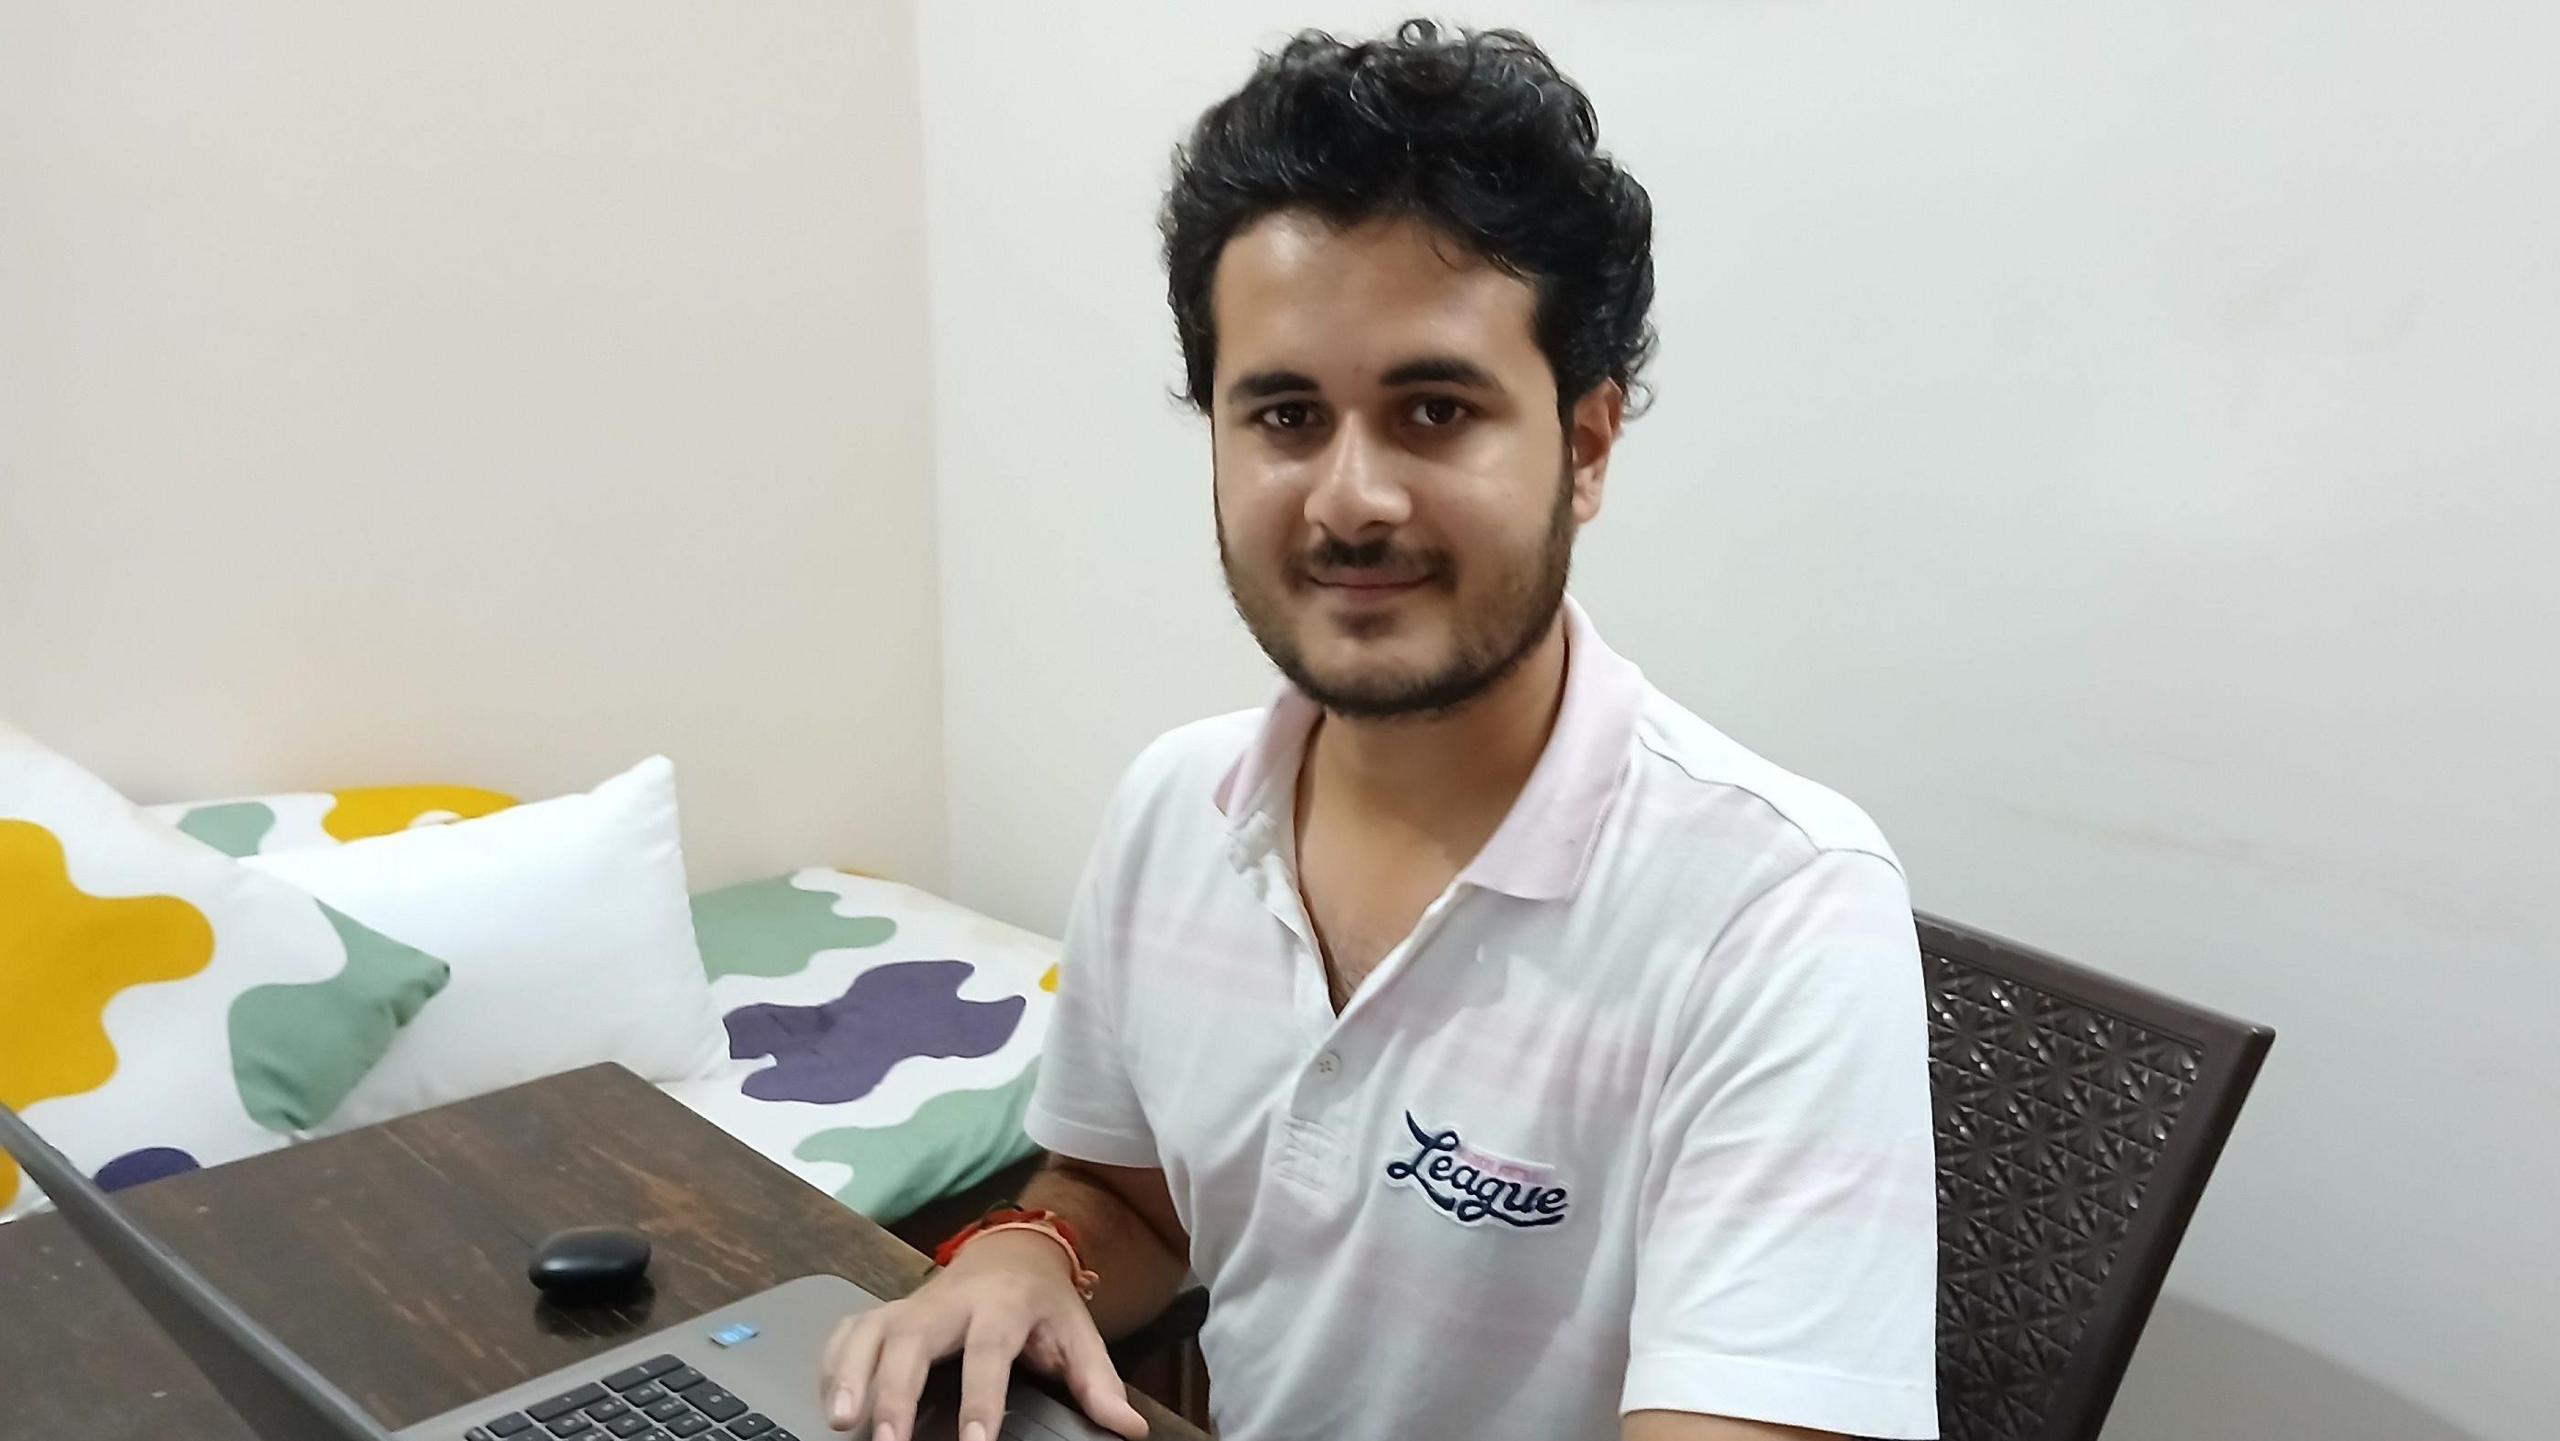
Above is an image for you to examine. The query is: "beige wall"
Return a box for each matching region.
[0,1,944,888]
[920,4,2555,1440]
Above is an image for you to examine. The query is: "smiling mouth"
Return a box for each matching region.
[1301,559,1434,588]
[1305,573,1429,606]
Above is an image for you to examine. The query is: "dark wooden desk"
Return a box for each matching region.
[0,1063,1207,1440]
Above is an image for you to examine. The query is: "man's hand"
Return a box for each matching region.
[818,1230,1149,1441]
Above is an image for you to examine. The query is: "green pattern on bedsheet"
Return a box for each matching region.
[690,873,897,979]
[794,1066,1043,1223]
[670,869,1059,1228]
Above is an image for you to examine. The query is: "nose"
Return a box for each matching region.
[1303,418,1413,538]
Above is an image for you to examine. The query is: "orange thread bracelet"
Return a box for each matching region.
[934,1207,1099,1300]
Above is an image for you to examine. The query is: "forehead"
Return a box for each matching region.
[1209,210,1544,381]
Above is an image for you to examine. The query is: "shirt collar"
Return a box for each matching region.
[1212,595,1647,902]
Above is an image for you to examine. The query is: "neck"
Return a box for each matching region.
[1304,615,1570,837]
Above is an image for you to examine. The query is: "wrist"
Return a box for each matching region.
[935,1207,1100,1299]
[942,1228,1076,1283]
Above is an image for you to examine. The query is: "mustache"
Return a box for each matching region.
[1297,536,1446,580]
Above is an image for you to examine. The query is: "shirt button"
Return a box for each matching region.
[1315,1051,1341,1076]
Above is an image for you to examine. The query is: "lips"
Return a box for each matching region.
[1302,561,1433,590]
[1304,572,1428,616]
[1312,572,1425,591]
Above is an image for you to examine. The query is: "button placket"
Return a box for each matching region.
[1331,883,1467,1031]
[1292,1003,1357,1120]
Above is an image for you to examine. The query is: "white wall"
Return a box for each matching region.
[0,0,945,888]
[921,4,2556,1439]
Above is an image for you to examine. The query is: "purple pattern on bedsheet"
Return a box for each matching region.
[95,1146,201,1191]
[725,959,1025,1104]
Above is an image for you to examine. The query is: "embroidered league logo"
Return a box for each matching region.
[1382,1111,1572,1229]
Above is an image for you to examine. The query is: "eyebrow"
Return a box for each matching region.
[1223,356,1507,406]
[1379,356,1504,393]
[1225,369,1319,404]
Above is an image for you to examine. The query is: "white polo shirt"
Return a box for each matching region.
[1026,599,1939,1440]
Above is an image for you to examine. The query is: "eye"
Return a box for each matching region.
[1405,396,1473,428]
[1254,401,1323,432]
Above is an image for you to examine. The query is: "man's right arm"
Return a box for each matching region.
[1013,1157,1190,1341]
[817,1155,1189,1441]
[831,744,1192,1439]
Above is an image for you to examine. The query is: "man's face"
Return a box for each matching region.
[1210,211,1612,720]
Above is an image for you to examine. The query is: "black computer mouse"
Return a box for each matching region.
[528,1225,652,1302]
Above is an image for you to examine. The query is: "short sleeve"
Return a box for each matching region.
[1624,849,1941,1439]
[1023,822,1161,1170]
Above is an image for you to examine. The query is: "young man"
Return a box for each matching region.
[822,22,1938,1441]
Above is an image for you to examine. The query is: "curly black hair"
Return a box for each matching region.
[1163,19,1656,424]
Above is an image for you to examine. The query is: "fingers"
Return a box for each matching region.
[1057,1320,1150,1440]
[957,1312,1031,1441]
[1019,1329,1069,1377]
[867,1332,933,1441]
[820,1313,882,1433]
[818,1286,1125,1441]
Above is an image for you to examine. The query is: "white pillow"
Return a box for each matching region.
[245,755,726,1135]
[2,723,452,1219]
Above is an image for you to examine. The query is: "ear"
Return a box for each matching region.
[1565,380,1626,525]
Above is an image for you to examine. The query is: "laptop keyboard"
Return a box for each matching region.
[463,1353,797,1441]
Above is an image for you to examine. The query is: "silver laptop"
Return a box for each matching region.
[0,1101,1113,1441]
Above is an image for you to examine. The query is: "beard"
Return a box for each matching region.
[1219,464,1576,722]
